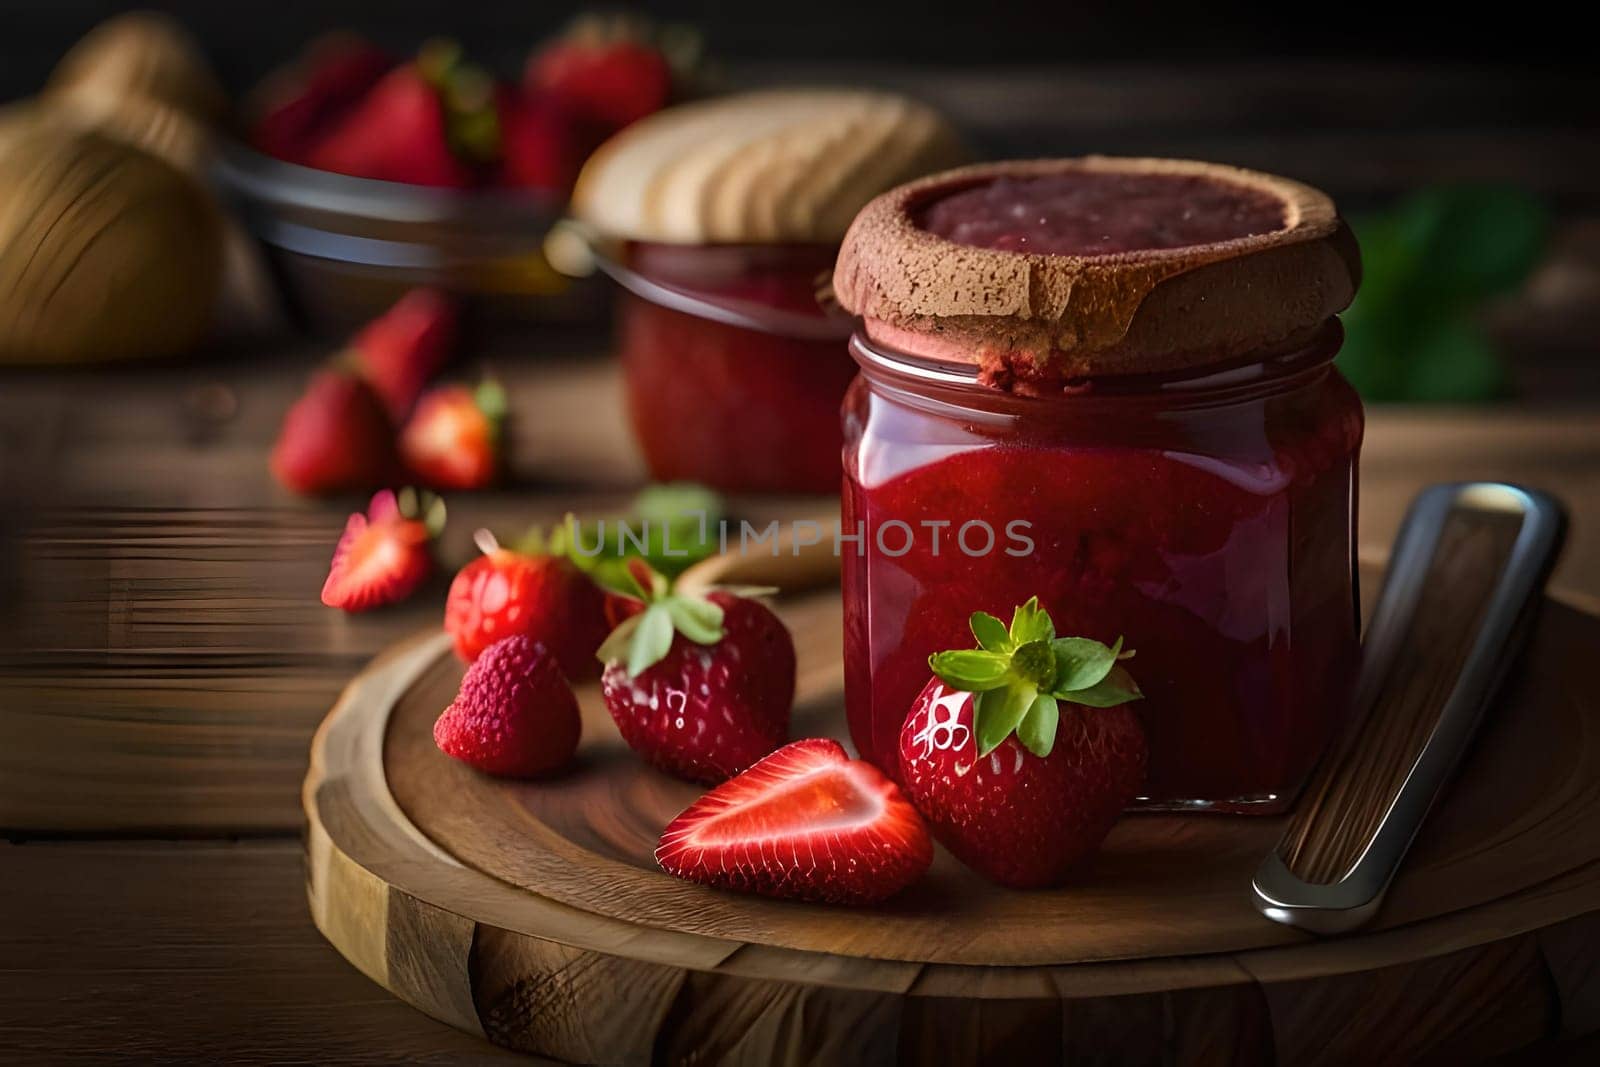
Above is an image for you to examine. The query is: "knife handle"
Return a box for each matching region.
[1253,483,1566,934]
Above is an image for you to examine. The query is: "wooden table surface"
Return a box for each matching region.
[2,332,1598,1062]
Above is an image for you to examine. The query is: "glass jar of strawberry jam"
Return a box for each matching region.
[571,89,963,494]
[608,242,856,493]
[833,158,1364,812]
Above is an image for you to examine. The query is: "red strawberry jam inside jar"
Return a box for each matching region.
[833,159,1365,812]
[611,242,857,493]
[569,90,964,494]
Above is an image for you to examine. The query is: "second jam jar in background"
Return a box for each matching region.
[831,158,1365,812]
[569,89,964,494]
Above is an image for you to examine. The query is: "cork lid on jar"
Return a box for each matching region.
[571,89,965,245]
[832,158,1361,385]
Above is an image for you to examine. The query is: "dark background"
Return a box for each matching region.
[6,0,1600,85]
[5,2,1598,212]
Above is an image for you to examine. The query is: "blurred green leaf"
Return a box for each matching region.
[547,483,726,592]
[1404,186,1549,305]
[1404,317,1505,403]
[1339,184,1546,404]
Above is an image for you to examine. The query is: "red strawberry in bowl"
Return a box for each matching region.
[400,380,505,490]
[321,488,445,611]
[248,33,392,164]
[525,21,672,135]
[657,738,931,904]
[597,561,794,784]
[270,367,398,495]
[434,633,580,777]
[307,50,474,187]
[352,288,458,421]
[897,597,1146,889]
[495,89,582,194]
[444,529,609,678]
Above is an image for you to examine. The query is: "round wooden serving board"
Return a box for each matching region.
[305,567,1600,1065]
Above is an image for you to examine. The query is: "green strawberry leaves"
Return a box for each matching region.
[975,682,1038,755]
[526,483,725,589]
[626,602,676,677]
[970,611,1010,653]
[1051,635,1123,693]
[929,597,1141,759]
[926,649,1011,691]
[474,379,508,424]
[393,487,447,539]
[1009,598,1055,645]
[595,558,762,679]
[1060,664,1142,708]
[1017,692,1060,758]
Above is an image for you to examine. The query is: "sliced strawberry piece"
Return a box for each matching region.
[270,368,397,495]
[320,488,445,612]
[656,738,932,905]
[434,633,580,777]
[248,33,392,164]
[399,380,504,490]
[351,288,458,421]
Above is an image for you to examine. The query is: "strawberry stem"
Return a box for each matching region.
[596,560,734,677]
[928,596,1142,758]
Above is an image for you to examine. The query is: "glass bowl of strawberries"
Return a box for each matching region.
[213,17,702,333]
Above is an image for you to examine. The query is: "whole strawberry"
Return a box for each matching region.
[434,634,580,777]
[525,20,672,134]
[248,33,392,164]
[400,380,504,491]
[321,488,444,611]
[598,561,794,784]
[898,598,1146,889]
[307,51,474,187]
[270,368,397,495]
[495,89,582,194]
[444,529,609,678]
[352,288,458,421]
[657,738,931,905]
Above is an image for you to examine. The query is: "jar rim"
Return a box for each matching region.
[834,157,1359,378]
[850,319,1345,412]
[596,243,854,341]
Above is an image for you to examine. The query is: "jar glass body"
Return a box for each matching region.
[615,242,856,495]
[841,324,1364,812]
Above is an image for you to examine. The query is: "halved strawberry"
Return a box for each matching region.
[656,738,932,905]
[399,380,504,491]
[321,488,445,612]
[351,287,458,421]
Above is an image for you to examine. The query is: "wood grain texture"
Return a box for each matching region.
[4,342,1599,837]
[1282,504,1527,882]
[381,576,1600,968]
[0,839,530,1064]
[302,569,1600,1062]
